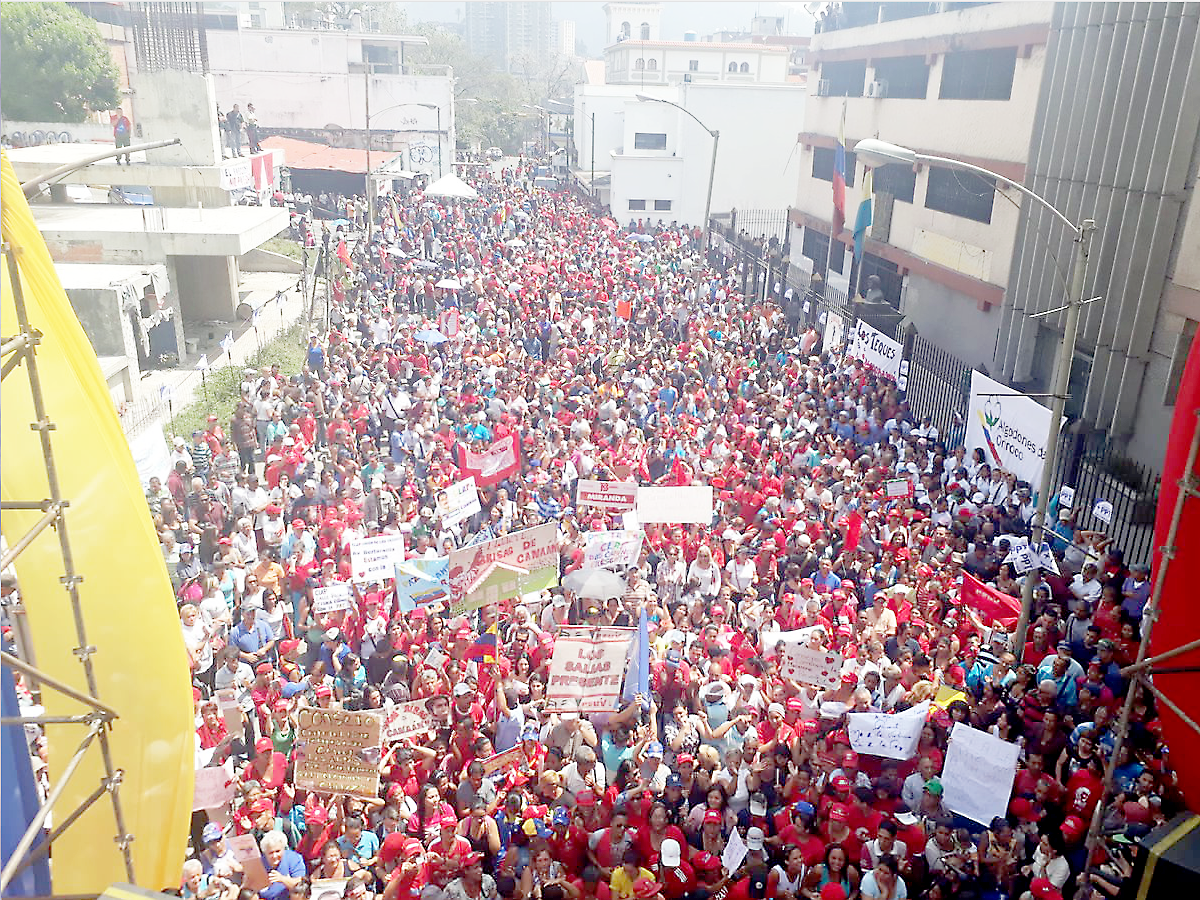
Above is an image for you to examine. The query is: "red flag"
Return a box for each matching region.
[336,239,353,269]
[455,434,521,486]
[841,509,864,553]
[615,298,632,320]
[960,572,1021,627]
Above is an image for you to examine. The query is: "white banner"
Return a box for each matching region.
[582,530,644,570]
[545,625,635,714]
[635,485,713,524]
[193,760,235,812]
[219,157,253,190]
[577,479,638,512]
[436,476,481,527]
[779,644,843,690]
[312,582,354,615]
[846,701,929,760]
[848,319,903,379]
[965,370,1055,488]
[942,722,1021,825]
[349,533,406,584]
[379,700,435,742]
[824,311,845,352]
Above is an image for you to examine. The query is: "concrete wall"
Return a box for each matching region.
[903,273,999,369]
[171,255,240,322]
[64,287,127,357]
[605,42,791,85]
[131,70,223,166]
[2,121,112,146]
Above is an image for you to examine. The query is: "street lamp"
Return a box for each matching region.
[636,93,720,253]
[853,138,1096,659]
[522,104,550,155]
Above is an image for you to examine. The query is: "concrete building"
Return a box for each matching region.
[464,1,554,73]
[555,19,578,58]
[993,2,1200,468]
[789,1,1054,367]
[204,25,455,176]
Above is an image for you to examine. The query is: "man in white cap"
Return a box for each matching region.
[655,838,695,900]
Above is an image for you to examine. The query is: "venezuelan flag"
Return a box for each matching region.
[467,622,498,663]
[832,101,847,236]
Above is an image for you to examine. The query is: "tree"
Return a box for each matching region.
[1,2,120,123]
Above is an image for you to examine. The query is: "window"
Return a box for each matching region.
[635,57,645,70]
[812,146,856,188]
[871,55,929,99]
[654,199,672,211]
[640,22,650,39]
[924,167,995,223]
[819,59,867,97]
[620,21,630,39]
[647,58,657,71]
[728,62,738,72]
[939,47,1017,100]
[689,59,699,71]
[633,132,667,150]
[739,62,750,73]
[628,199,646,210]
[802,227,844,275]
[872,163,916,203]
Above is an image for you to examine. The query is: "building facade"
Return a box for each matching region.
[994,2,1200,467]
[790,1,1053,367]
[464,1,554,73]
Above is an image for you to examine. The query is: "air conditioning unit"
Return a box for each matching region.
[867,80,888,99]
[816,79,832,96]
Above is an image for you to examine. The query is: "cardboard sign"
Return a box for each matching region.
[722,825,749,875]
[577,479,638,512]
[448,523,559,615]
[582,530,644,570]
[311,880,349,900]
[635,485,714,524]
[350,534,406,584]
[1092,499,1113,524]
[312,582,354,615]
[545,625,636,714]
[779,644,843,690]
[436,477,482,527]
[294,707,382,798]
[395,557,451,611]
[824,311,845,352]
[380,700,435,743]
[1058,485,1075,508]
[942,722,1020,825]
[227,833,269,891]
[1004,545,1037,575]
[216,688,241,735]
[846,701,929,760]
[481,745,526,776]
[884,478,914,499]
[193,760,235,812]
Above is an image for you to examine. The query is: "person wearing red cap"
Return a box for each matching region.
[241,736,287,792]
[379,835,429,900]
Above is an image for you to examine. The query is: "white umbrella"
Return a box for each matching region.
[422,173,479,200]
[436,278,462,289]
[562,568,627,600]
[505,237,527,247]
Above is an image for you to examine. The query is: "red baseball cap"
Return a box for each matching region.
[1030,879,1063,900]
[703,809,723,825]
[292,519,306,528]
[842,751,859,767]
[828,803,850,823]
[254,737,273,754]
[831,775,851,792]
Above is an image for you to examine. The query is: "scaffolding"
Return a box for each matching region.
[0,239,135,895]
[128,2,209,75]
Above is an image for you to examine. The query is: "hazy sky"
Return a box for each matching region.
[397,2,816,55]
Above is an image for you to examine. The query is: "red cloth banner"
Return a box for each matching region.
[960,572,1021,627]
[456,434,521,486]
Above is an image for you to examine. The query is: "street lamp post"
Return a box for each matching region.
[636,93,719,254]
[854,138,1096,659]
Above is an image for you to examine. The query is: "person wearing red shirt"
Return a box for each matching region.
[380,835,429,900]
[821,804,862,865]
[1063,757,1106,821]
[654,839,695,900]
[241,737,287,791]
[426,814,472,889]
[548,806,590,874]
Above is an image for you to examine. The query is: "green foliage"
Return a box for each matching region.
[261,236,306,263]
[1,2,120,122]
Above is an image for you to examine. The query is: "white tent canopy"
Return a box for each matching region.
[422,172,479,200]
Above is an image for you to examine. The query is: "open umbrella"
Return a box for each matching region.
[385,247,408,257]
[627,233,655,243]
[413,260,439,270]
[505,237,527,247]
[414,329,448,344]
[562,568,627,600]
[436,278,462,289]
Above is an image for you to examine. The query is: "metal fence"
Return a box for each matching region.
[117,391,170,439]
[903,331,972,445]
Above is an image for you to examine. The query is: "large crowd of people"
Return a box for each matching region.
[138,156,1181,900]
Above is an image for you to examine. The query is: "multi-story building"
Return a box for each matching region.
[790,1,1054,366]
[993,2,1200,467]
[464,1,553,74]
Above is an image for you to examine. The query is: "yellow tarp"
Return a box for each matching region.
[1,153,193,891]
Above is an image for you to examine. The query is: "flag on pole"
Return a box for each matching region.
[622,606,650,703]
[466,622,498,663]
[158,384,172,402]
[219,331,234,356]
[853,166,873,261]
[194,354,210,373]
[336,239,353,269]
[832,100,848,237]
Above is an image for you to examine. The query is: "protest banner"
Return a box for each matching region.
[576,479,638,512]
[846,701,929,760]
[960,572,1021,627]
[884,478,914,499]
[824,311,845,353]
[312,582,354,615]
[480,745,526,777]
[760,626,822,658]
[582,529,644,570]
[349,533,406,584]
[294,707,382,798]
[380,699,435,743]
[436,477,481,527]
[942,722,1021,825]
[635,485,713,524]
[448,522,559,615]
[227,833,269,891]
[545,625,636,714]
[965,370,1056,488]
[395,557,450,611]
[721,826,749,875]
[778,644,843,690]
[311,880,349,900]
[848,319,903,379]
[193,760,235,812]
[456,434,521,486]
